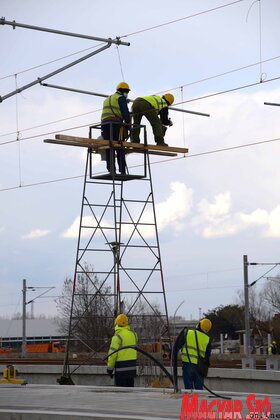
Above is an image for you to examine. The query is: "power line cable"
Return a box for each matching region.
[120,0,243,38]
[174,75,280,107]
[15,74,22,186]
[1,54,280,141]
[155,55,280,95]
[0,109,102,139]
[0,43,105,81]
[0,1,242,81]
[116,45,125,80]
[1,70,280,147]
[1,133,280,192]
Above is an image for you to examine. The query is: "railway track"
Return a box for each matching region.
[0,357,267,369]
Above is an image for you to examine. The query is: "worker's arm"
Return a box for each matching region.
[107,335,121,370]
[205,339,212,362]
[159,107,171,125]
[118,96,131,124]
[175,328,187,351]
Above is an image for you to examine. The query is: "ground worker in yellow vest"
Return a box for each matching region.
[101,82,131,174]
[107,314,138,387]
[177,318,212,390]
[268,340,278,355]
[131,93,174,146]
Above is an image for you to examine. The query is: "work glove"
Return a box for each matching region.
[107,368,114,379]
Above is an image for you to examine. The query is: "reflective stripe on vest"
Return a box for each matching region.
[101,92,122,120]
[109,329,137,363]
[181,330,209,365]
[142,95,168,113]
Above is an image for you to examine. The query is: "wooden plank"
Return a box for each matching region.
[44,139,178,157]
[53,134,189,154]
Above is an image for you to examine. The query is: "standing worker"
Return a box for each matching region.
[131,93,174,146]
[268,340,278,355]
[176,318,212,390]
[107,314,138,387]
[101,82,131,174]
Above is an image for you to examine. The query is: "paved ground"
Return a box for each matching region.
[0,384,279,419]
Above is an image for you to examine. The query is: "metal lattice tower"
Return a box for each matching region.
[59,124,173,382]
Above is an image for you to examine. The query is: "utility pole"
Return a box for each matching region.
[22,279,27,358]
[243,255,250,358]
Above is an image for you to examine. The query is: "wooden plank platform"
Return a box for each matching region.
[44,134,188,156]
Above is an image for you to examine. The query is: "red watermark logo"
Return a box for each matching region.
[180,393,272,419]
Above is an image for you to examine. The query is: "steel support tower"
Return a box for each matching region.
[60,124,170,383]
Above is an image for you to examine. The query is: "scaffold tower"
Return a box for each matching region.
[45,126,188,384]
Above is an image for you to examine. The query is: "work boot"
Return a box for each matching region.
[156,140,168,147]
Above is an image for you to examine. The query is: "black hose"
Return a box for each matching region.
[103,345,173,384]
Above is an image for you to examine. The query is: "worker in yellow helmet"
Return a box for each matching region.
[268,340,278,355]
[107,313,138,387]
[176,318,212,390]
[131,93,174,146]
[101,82,131,174]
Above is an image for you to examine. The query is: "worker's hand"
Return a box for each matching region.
[168,119,173,127]
[107,368,114,379]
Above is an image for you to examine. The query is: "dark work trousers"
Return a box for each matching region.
[132,98,165,144]
[182,362,204,390]
[114,373,135,387]
[101,121,126,174]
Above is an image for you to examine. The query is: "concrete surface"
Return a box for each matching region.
[13,364,280,394]
[0,384,280,420]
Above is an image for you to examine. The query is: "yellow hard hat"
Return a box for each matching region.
[199,318,212,333]
[116,82,130,91]
[115,313,128,327]
[162,93,174,105]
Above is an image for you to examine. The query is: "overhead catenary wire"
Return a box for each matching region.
[0,0,243,82]
[1,54,280,141]
[1,133,280,193]
[119,0,243,38]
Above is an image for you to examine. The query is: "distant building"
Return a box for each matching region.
[0,319,65,349]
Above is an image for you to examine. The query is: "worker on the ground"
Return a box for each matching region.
[176,318,212,390]
[101,82,131,174]
[268,340,278,355]
[107,313,138,387]
[131,93,174,146]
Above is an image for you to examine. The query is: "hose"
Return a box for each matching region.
[103,345,173,384]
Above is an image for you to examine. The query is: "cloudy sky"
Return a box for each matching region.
[1,0,280,321]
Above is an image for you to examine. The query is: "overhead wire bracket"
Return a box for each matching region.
[0,17,130,103]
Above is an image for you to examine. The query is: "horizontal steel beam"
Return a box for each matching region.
[41,83,210,117]
[0,17,130,46]
[264,102,280,107]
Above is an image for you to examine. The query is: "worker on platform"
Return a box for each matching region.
[176,318,212,390]
[107,313,138,387]
[131,93,174,146]
[101,82,131,174]
[268,340,278,355]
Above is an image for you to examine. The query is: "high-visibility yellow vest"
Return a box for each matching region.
[101,92,122,121]
[108,325,137,369]
[142,95,168,113]
[181,329,209,365]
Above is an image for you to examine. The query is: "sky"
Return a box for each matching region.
[1,0,280,322]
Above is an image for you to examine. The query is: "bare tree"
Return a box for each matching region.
[56,270,114,352]
[262,277,280,312]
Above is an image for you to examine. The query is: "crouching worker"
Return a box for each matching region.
[107,313,138,387]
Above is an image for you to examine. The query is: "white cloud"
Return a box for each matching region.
[62,182,193,239]
[0,226,5,234]
[22,229,50,240]
[192,192,280,239]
